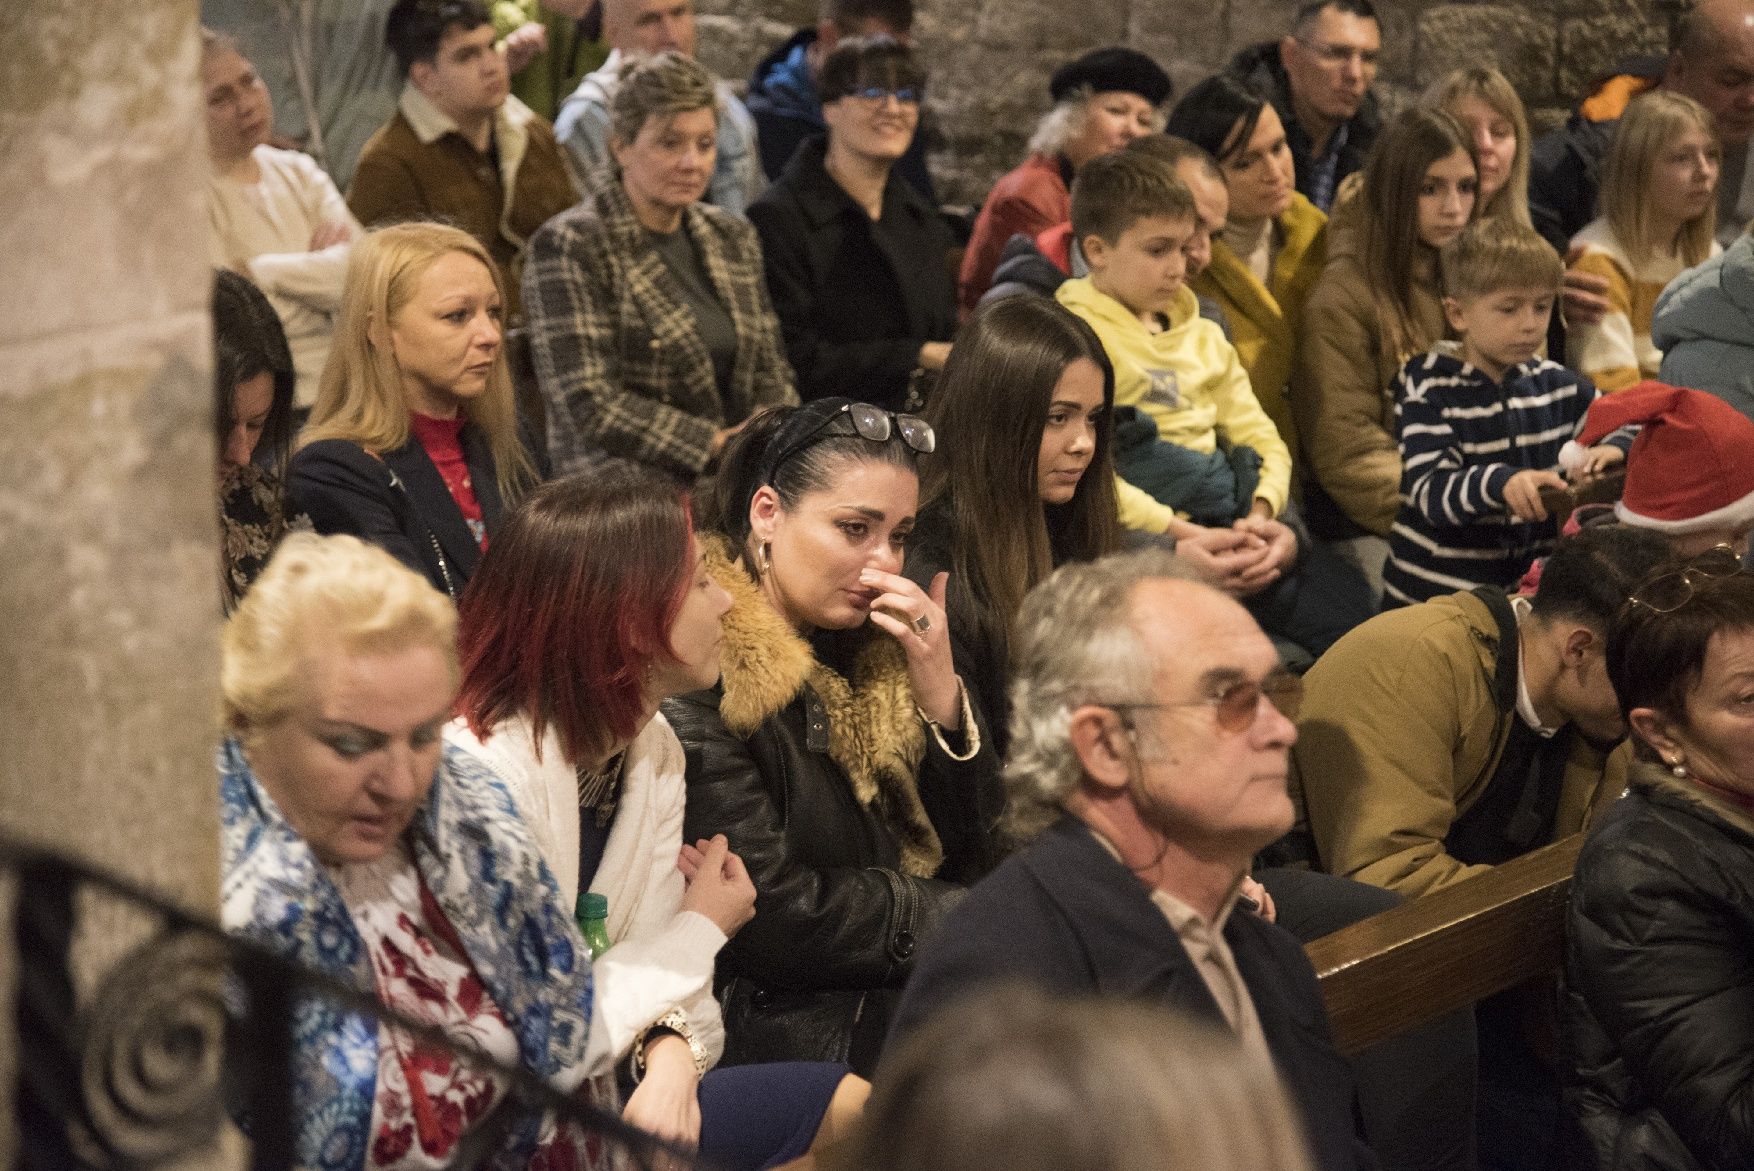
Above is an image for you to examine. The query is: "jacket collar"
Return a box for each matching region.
[780,135,930,229]
[1058,275,1198,337]
[1630,759,1754,842]
[399,82,536,226]
[380,425,502,582]
[704,535,942,875]
[1015,818,1231,1013]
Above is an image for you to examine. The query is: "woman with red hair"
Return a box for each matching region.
[449,460,865,1169]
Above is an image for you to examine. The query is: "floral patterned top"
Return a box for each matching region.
[219,462,309,613]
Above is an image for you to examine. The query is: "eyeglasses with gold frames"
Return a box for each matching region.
[1625,544,1743,615]
[1103,671,1303,734]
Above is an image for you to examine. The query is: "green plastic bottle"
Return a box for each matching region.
[575,891,611,959]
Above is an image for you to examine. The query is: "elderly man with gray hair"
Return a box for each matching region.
[888,548,1373,1171]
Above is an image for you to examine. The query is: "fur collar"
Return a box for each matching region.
[705,537,942,876]
[1630,759,1754,842]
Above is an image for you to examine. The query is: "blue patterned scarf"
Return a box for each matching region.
[219,738,594,1169]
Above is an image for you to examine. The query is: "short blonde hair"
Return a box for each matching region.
[848,984,1317,1171]
[1425,66,1533,230]
[220,533,459,736]
[300,222,532,502]
[1601,90,1720,268]
[1440,217,1563,301]
[608,51,720,148]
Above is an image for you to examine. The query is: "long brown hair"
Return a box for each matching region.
[921,297,1122,661]
[1359,107,1477,365]
[300,222,533,503]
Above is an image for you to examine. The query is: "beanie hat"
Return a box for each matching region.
[1557,381,1754,535]
[1049,48,1173,107]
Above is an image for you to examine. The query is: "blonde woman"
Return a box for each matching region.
[290,222,535,597]
[1569,91,1723,391]
[218,533,616,1168]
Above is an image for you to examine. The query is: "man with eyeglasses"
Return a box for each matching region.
[1292,525,1675,900]
[1226,0,1381,212]
[552,0,764,214]
[890,548,1374,1171]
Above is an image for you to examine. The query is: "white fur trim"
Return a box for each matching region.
[1557,440,1590,474]
[1617,486,1754,534]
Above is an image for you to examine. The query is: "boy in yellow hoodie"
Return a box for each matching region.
[1058,150,1372,659]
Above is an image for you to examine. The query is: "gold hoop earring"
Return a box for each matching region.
[758,541,772,578]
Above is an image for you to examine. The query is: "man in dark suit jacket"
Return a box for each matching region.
[890,548,1374,1171]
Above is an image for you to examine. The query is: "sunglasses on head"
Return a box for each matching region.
[1105,671,1303,735]
[763,401,935,485]
[1625,544,1744,615]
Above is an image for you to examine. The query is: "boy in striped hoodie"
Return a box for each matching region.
[1382,219,1632,607]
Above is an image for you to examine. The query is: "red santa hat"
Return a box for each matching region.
[1558,381,1754,535]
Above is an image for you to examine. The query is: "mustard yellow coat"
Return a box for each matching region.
[1190,192,1328,456]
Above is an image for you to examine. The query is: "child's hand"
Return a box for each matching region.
[1566,444,1626,482]
[1503,469,1569,522]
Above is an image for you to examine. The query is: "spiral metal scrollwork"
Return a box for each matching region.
[73,927,230,1165]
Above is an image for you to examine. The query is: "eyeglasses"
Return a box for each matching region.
[846,85,923,105]
[1625,544,1744,614]
[763,401,936,485]
[1104,672,1303,734]
[1295,38,1381,69]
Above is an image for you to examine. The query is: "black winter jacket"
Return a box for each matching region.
[289,431,509,598]
[1563,763,1754,1170]
[748,135,956,411]
[662,540,1004,1075]
[890,816,1376,1171]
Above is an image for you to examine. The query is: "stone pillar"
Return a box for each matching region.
[0,0,237,1167]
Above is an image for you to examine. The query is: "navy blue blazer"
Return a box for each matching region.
[289,429,508,597]
[890,815,1376,1171]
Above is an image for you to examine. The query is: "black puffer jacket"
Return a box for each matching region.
[662,539,1004,1075]
[1563,762,1754,1170]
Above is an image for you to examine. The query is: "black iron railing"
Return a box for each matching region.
[6,835,706,1170]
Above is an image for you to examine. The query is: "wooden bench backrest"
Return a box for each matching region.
[1306,833,1582,1055]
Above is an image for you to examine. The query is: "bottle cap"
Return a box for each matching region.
[581,892,609,918]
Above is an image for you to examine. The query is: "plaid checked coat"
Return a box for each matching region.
[522,181,797,480]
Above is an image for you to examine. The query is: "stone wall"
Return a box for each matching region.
[695,0,1683,205]
[0,0,237,1166]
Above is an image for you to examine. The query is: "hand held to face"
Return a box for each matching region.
[677,834,756,937]
[863,568,961,727]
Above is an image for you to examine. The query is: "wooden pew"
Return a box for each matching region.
[1307,833,1583,1056]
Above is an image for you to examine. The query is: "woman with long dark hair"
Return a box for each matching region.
[664,397,1004,1076]
[214,268,305,611]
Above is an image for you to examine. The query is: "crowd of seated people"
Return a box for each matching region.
[196,0,1754,1166]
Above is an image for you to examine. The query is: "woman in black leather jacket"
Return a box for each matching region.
[663,398,1004,1076]
[1566,550,1754,1170]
